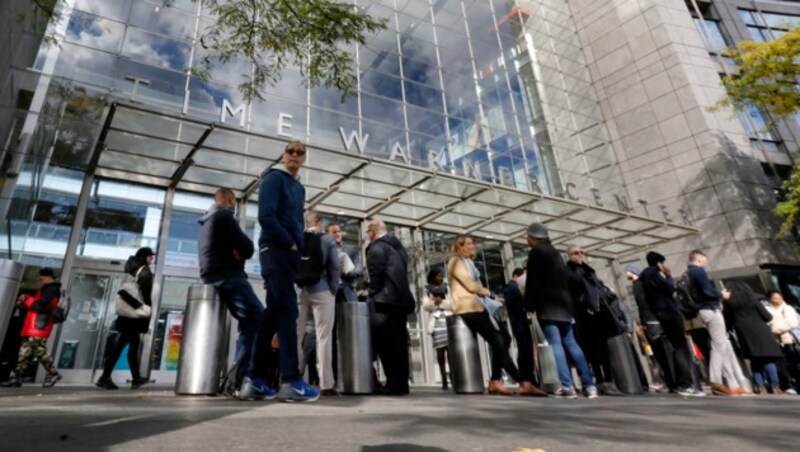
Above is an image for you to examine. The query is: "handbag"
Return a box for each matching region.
[115,266,152,319]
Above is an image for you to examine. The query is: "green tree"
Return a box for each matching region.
[28,0,386,100]
[718,27,800,236]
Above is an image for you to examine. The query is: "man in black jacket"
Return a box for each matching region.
[198,187,272,401]
[566,245,625,396]
[524,223,596,398]
[365,218,414,395]
[639,251,703,396]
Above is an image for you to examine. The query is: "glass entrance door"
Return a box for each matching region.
[54,269,126,383]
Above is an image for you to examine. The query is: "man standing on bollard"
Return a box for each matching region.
[258,140,319,403]
[297,210,339,396]
[198,187,273,400]
[365,218,415,396]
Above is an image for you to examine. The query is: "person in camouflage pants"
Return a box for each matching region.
[15,337,57,377]
[0,267,62,388]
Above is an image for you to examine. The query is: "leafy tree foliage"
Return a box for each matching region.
[719,28,800,236]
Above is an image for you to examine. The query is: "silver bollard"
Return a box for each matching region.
[336,302,373,394]
[447,315,484,394]
[0,260,24,353]
[175,284,228,396]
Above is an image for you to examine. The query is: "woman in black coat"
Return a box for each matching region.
[96,247,155,390]
[724,282,784,394]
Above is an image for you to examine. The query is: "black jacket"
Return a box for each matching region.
[566,261,603,313]
[366,234,415,314]
[198,204,255,283]
[725,298,783,359]
[502,280,525,317]
[524,240,574,322]
[567,260,629,336]
[632,279,657,324]
[116,256,154,334]
[639,266,678,315]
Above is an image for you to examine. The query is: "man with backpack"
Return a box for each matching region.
[296,210,339,396]
[638,252,703,396]
[1,268,62,388]
[686,250,747,396]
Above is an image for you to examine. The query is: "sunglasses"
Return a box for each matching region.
[572,250,585,255]
[285,149,306,157]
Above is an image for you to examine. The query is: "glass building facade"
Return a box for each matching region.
[0,0,699,385]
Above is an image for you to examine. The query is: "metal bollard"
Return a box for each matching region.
[607,334,644,394]
[336,302,373,394]
[447,315,484,394]
[175,284,228,395]
[0,260,24,353]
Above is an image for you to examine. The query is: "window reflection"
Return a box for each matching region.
[122,28,190,71]
[66,11,125,53]
[129,1,196,42]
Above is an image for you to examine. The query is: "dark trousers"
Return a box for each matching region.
[101,330,141,380]
[574,312,614,383]
[460,311,523,382]
[508,312,535,383]
[259,247,301,383]
[780,344,800,390]
[213,274,265,386]
[643,323,676,390]
[372,303,410,393]
[654,310,694,389]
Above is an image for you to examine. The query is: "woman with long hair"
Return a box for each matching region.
[447,235,545,396]
[724,282,784,394]
[96,247,154,390]
[422,268,452,390]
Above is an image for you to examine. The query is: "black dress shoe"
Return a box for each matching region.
[96,377,119,390]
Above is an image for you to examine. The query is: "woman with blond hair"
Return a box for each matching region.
[447,235,545,396]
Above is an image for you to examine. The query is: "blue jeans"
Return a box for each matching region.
[259,247,301,383]
[540,319,594,389]
[212,275,264,385]
[751,358,780,388]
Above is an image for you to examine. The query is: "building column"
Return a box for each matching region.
[140,187,175,380]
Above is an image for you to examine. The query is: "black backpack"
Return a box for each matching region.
[295,232,325,286]
[50,288,71,324]
[674,271,699,319]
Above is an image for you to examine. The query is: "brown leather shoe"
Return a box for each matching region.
[518,381,548,397]
[711,384,735,396]
[487,380,514,396]
[734,387,754,396]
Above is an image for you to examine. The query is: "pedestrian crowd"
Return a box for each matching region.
[2,141,799,403]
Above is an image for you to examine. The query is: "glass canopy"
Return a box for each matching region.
[93,103,697,258]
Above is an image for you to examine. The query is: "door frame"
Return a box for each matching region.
[51,258,126,383]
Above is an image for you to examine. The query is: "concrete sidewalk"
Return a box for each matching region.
[0,385,797,451]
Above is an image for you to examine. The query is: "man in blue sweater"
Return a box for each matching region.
[688,250,745,396]
[258,140,319,403]
[198,187,271,400]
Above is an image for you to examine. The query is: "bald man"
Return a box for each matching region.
[198,187,270,400]
[365,218,415,395]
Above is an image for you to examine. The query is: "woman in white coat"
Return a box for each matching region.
[422,269,452,390]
